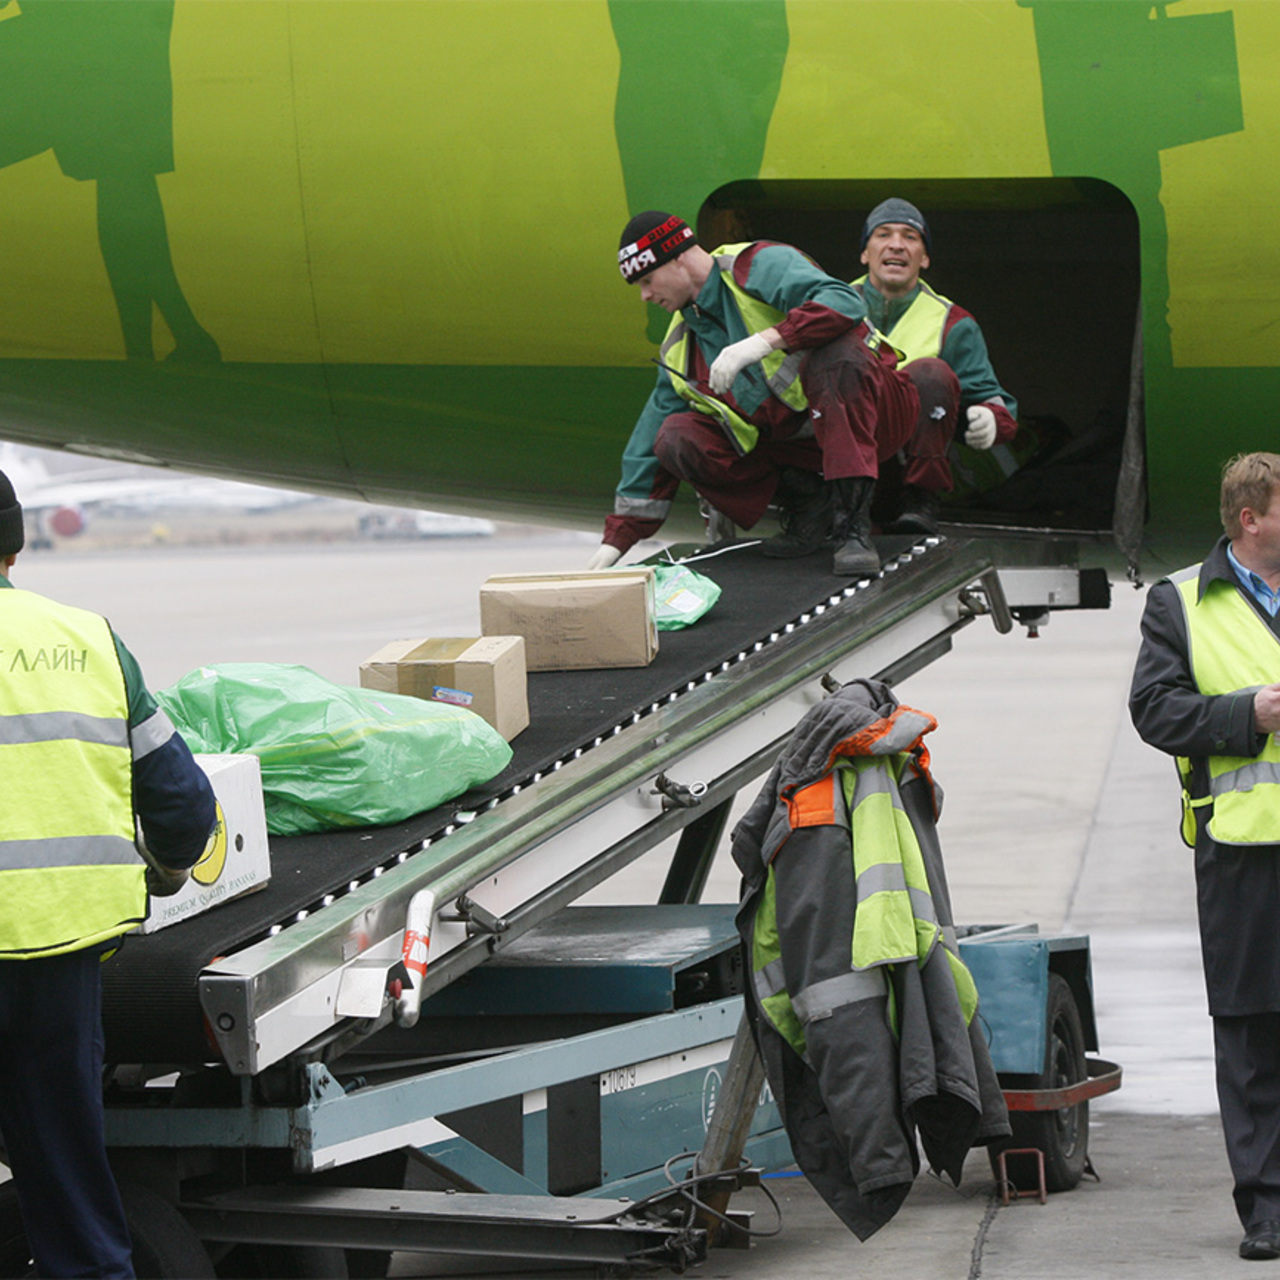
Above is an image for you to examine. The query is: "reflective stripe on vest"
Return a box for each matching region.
[791,968,887,1024]
[659,315,761,455]
[750,863,810,1057]
[1173,566,1280,846]
[840,758,978,1025]
[0,588,145,957]
[842,757,933,968]
[852,275,951,364]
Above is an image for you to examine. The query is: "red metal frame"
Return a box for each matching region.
[1001,1057,1122,1113]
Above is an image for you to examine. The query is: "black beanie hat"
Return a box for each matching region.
[0,470,22,558]
[618,211,697,282]
[860,197,931,252]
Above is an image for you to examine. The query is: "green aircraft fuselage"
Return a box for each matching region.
[0,0,1266,563]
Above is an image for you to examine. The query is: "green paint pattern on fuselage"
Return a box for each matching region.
[609,0,787,341]
[1021,0,1246,537]
[0,0,218,363]
[0,0,1271,551]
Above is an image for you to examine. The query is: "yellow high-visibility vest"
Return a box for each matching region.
[1172,565,1280,846]
[749,756,978,1059]
[0,588,145,957]
[851,275,950,364]
[662,245,890,455]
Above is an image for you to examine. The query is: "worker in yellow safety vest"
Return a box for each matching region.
[0,466,217,1278]
[851,197,1022,533]
[1130,451,1280,1263]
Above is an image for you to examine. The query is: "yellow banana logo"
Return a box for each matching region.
[192,803,228,886]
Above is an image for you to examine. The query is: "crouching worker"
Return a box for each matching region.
[589,211,959,577]
[731,679,1010,1238]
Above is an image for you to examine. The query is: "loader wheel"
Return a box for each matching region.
[216,1241,350,1277]
[1003,973,1089,1194]
[0,1179,216,1278]
[118,1181,218,1278]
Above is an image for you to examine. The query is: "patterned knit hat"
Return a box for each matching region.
[618,211,697,282]
[0,469,23,557]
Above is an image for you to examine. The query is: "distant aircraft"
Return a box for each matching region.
[0,443,497,548]
[0,0,1260,566]
[356,509,496,541]
[0,442,315,544]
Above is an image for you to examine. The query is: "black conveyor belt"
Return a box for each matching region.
[103,535,921,1062]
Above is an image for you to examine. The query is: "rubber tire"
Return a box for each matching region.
[1003,972,1089,1194]
[216,1242,350,1278]
[118,1181,218,1279]
[0,1179,215,1279]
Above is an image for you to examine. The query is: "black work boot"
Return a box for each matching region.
[888,485,940,536]
[762,468,836,559]
[831,477,880,577]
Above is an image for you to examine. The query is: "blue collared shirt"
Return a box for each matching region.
[1227,543,1280,617]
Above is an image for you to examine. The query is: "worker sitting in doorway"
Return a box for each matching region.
[851,197,1021,531]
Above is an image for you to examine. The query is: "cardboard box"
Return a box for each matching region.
[140,753,271,934]
[479,568,658,671]
[358,635,529,741]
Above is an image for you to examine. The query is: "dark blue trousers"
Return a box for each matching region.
[0,947,134,1278]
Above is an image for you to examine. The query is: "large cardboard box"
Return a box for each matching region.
[140,753,271,934]
[479,568,658,671]
[358,635,529,741]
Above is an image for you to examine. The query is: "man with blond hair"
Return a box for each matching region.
[1131,451,1280,1261]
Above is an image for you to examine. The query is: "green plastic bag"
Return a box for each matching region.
[653,562,721,630]
[157,663,513,836]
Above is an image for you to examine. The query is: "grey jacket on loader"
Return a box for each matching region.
[731,679,1009,1239]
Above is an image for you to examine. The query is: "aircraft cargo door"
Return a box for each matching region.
[697,178,1143,554]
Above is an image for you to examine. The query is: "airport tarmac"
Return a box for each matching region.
[10,527,1245,1277]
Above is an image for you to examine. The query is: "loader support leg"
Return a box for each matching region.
[660,797,735,905]
[693,1011,765,1236]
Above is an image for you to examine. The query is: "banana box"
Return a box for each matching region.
[139,753,272,934]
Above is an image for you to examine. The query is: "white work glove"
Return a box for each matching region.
[964,404,998,450]
[587,544,622,571]
[708,333,774,396]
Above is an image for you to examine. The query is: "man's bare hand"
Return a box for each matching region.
[1255,684,1280,734]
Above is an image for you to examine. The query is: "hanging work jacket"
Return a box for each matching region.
[0,588,146,958]
[661,245,892,456]
[1170,565,1280,846]
[732,679,1008,1241]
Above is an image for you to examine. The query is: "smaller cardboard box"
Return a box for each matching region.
[479,568,658,671]
[358,635,529,741]
[140,753,271,934]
